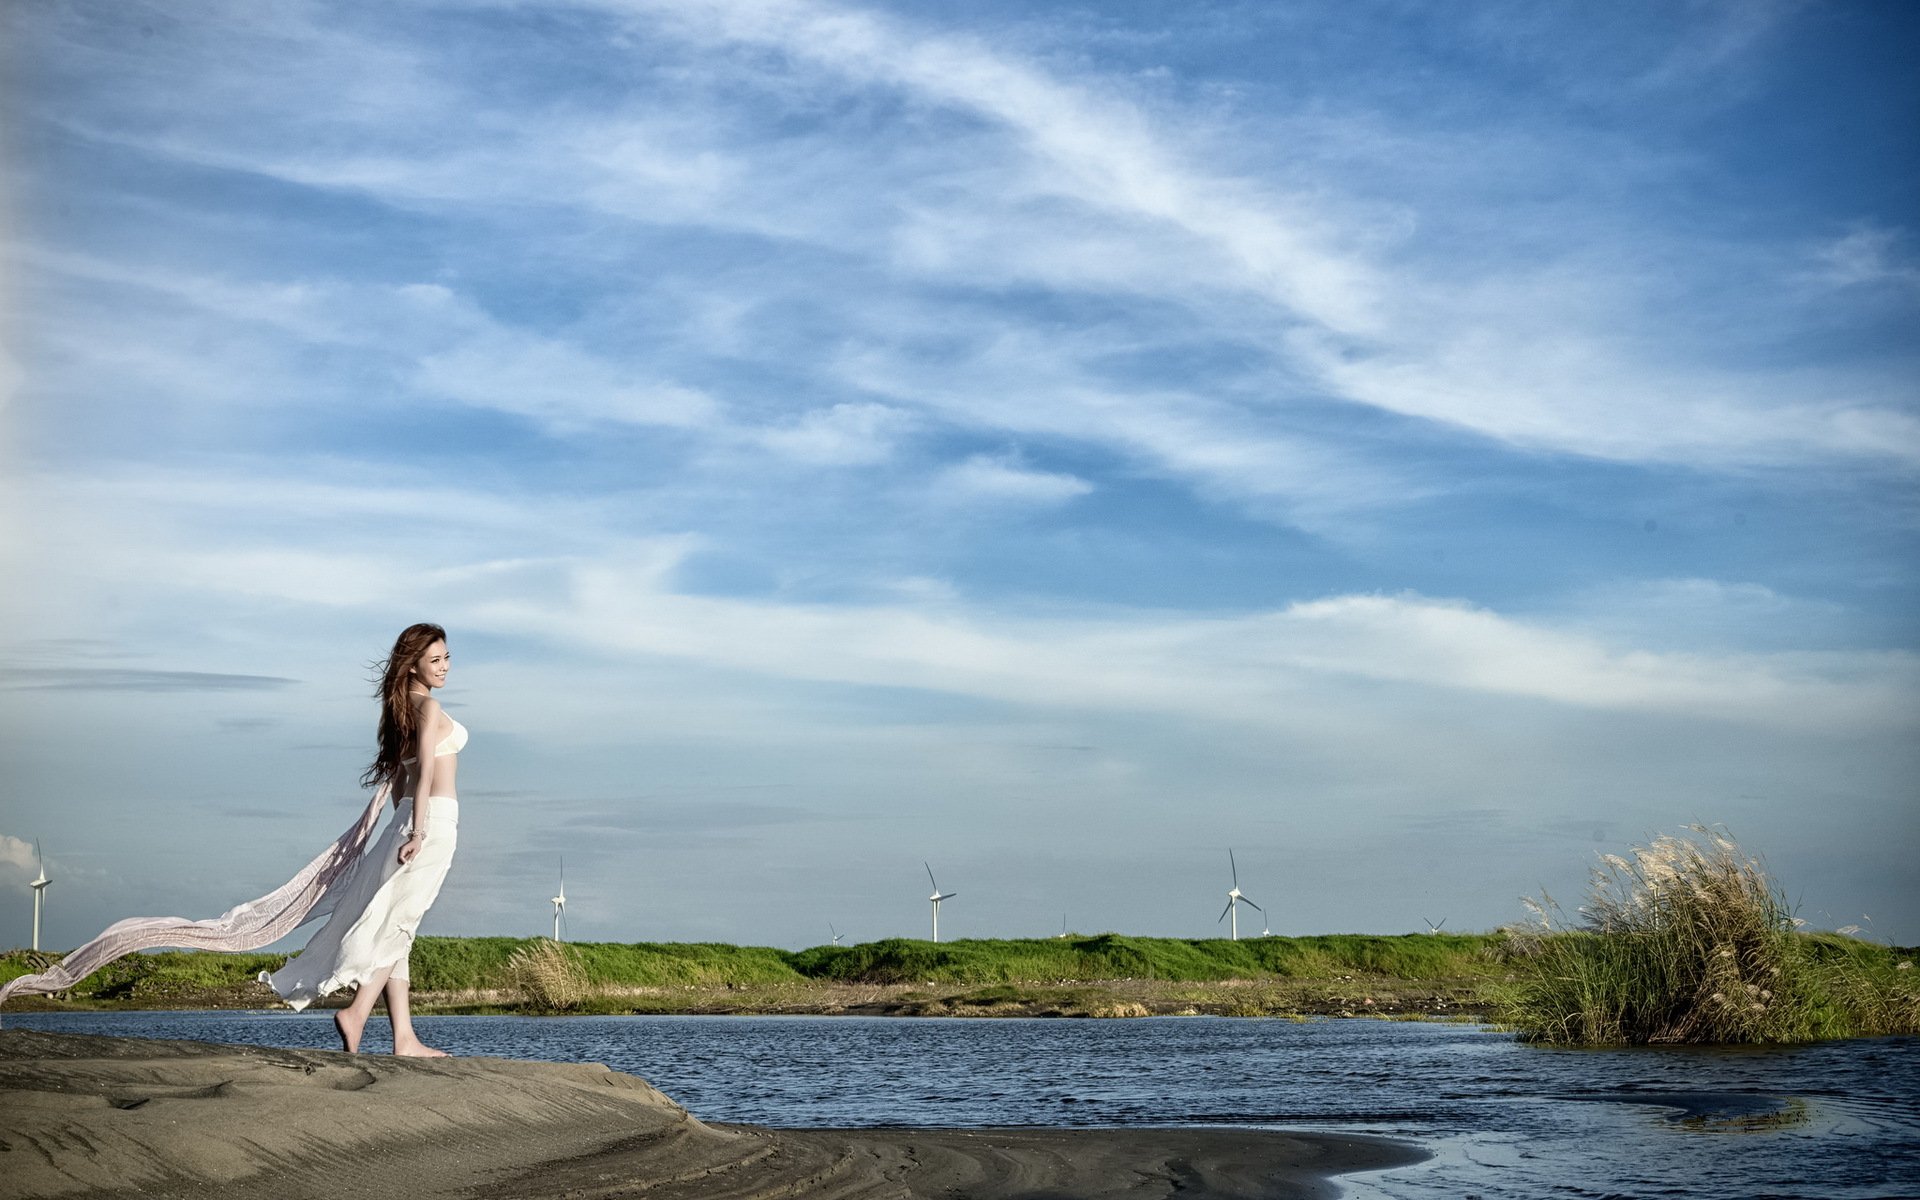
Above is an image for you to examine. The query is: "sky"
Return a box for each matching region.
[1,0,1915,952]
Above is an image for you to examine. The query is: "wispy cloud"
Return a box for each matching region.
[744,402,911,465]
[21,0,1911,481]
[1811,223,1920,292]
[933,454,1092,504]
[0,668,298,692]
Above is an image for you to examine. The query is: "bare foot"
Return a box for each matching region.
[333,1009,367,1053]
[392,1039,449,1058]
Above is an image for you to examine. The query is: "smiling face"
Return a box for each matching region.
[413,639,450,690]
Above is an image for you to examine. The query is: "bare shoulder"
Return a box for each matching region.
[412,693,444,723]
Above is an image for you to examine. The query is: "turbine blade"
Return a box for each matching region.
[1241,897,1264,913]
[1218,902,1234,923]
[1229,848,1238,887]
[925,861,938,890]
[941,892,958,901]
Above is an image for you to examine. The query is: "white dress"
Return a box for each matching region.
[264,717,466,1009]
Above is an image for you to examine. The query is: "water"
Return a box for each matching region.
[9,1010,1917,1198]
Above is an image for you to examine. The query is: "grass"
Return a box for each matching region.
[1499,827,1920,1045]
[789,931,1504,985]
[2,931,1505,1015]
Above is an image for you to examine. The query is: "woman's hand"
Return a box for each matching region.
[399,833,425,865]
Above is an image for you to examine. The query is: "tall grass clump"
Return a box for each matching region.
[1503,826,1915,1044]
[506,938,589,1012]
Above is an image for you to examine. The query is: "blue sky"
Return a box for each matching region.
[3,0,1916,951]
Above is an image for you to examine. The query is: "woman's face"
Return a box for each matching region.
[414,640,450,690]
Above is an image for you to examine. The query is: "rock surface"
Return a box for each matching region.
[0,1029,1423,1198]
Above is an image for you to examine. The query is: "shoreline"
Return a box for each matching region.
[1,973,1495,1021]
[1,1028,1427,1199]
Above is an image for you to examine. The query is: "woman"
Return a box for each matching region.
[264,622,464,1054]
[0,624,466,1058]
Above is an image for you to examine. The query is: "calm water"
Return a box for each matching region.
[9,1010,1917,1199]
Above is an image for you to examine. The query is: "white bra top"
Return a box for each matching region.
[401,715,468,765]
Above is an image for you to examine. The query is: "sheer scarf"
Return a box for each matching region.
[0,789,390,1018]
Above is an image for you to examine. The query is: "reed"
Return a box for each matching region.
[1501,827,1918,1044]
[504,938,588,1012]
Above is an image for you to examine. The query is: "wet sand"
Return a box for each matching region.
[0,1029,1424,1199]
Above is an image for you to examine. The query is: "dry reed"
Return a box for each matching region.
[505,938,589,1012]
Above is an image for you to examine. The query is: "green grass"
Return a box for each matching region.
[0,949,286,1002]
[3,931,1503,1004]
[788,932,1504,985]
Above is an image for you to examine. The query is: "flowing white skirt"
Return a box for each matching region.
[264,797,458,1009]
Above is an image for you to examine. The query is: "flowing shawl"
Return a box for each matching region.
[0,789,390,1019]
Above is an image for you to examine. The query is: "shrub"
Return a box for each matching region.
[1503,827,1917,1045]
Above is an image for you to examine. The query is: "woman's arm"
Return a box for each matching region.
[400,697,441,864]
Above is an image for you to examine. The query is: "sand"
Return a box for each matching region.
[0,1030,1424,1199]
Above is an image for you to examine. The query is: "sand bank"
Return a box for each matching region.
[0,1030,1423,1199]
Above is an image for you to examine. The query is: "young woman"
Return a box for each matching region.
[264,623,465,1054]
[0,623,467,1058]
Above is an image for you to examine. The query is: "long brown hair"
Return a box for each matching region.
[361,623,448,794]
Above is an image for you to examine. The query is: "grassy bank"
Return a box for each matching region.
[8,911,1910,1033]
[0,932,1509,1018]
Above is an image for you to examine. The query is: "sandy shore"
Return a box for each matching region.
[0,1029,1424,1199]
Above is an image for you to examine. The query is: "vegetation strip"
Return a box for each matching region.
[4,921,1911,1035]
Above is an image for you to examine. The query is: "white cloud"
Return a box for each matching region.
[415,341,719,431]
[0,835,39,877]
[20,0,1914,483]
[745,402,911,465]
[20,464,1912,737]
[833,321,1419,526]
[934,454,1091,504]
[582,0,1920,472]
[1811,224,1920,292]
[606,0,1381,329]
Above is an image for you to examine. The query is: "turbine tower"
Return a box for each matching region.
[30,841,51,952]
[1217,849,1262,941]
[924,862,957,943]
[550,859,568,942]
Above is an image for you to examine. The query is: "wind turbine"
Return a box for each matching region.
[30,841,51,952]
[829,923,843,947]
[1423,917,1447,935]
[1217,849,1262,941]
[924,862,957,943]
[550,859,568,942]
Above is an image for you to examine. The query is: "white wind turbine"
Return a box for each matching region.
[924,862,957,943]
[829,923,843,947]
[550,859,568,942]
[30,841,51,952]
[1217,849,1262,942]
